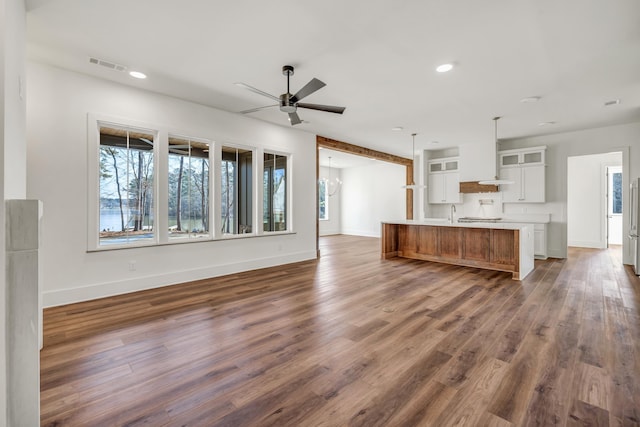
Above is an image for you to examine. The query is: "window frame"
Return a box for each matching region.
[262,151,290,232]
[89,115,160,250]
[219,143,256,237]
[88,114,294,252]
[167,133,213,242]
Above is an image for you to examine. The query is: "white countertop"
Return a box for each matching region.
[383,219,532,230]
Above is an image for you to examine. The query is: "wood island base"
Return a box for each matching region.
[381,222,534,280]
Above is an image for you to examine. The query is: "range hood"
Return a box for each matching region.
[478,117,514,186]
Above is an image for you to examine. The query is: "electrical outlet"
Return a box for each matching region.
[128,261,136,271]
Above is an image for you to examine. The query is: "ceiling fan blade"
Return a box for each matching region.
[288,112,302,125]
[234,82,280,102]
[297,103,346,114]
[291,78,326,103]
[238,104,278,114]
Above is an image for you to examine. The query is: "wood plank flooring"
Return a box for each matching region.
[40,236,640,426]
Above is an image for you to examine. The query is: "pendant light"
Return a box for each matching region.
[478,117,514,185]
[327,156,342,197]
[402,133,426,189]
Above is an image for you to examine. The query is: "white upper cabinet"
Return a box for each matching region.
[427,157,461,204]
[499,146,546,203]
[428,158,459,173]
[499,147,545,168]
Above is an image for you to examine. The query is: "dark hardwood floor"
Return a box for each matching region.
[40,236,640,426]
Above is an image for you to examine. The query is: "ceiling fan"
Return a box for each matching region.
[236,65,346,126]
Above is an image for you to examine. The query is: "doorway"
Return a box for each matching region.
[567,151,622,249]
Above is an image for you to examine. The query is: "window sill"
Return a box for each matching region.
[88,231,297,252]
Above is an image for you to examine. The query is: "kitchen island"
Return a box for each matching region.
[381,220,534,280]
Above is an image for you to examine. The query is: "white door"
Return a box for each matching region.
[428,173,446,204]
[499,167,521,202]
[444,173,461,203]
[607,166,623,245]
[522,165,545,203]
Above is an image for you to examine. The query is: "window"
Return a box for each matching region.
[99,125,155,246]
[263,153,287,231]
[610,170,622,214]
[91,116,289,250]
[318,179,328,220]
[221,145,253,234]
[168,136,210,239]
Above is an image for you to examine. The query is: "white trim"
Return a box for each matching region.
[261,149,292,234]
[89,113,280,250]
[88,113,161,251]
[43,250,317,308]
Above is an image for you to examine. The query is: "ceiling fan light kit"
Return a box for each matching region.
[237,65,346,126]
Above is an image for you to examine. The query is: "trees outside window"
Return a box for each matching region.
[221,146,253,234]
[99,126,154,246]
[318,179,328,220]
[92,117,284,249]
[612,172,622,214]
[168,136,210,239]
[263,153,287,231]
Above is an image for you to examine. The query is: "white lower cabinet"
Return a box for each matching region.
[533,223,547,259]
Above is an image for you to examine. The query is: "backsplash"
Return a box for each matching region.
[426,192,503,219]
[460,193,503,218]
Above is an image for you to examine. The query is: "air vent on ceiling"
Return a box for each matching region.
[89,57,127,72]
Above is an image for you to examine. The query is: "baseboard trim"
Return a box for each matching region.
[43,250,317,308]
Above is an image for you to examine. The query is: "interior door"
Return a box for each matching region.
[607,166,623,245]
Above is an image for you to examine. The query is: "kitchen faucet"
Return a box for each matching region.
[449,204,456,223]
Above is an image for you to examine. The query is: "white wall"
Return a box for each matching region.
[3,0,26,200]
[567,152,622,248]
[341,161,405,237]
[0,1,7,423]
[318,165,341,236]
[27,61,318,307]
[500,121,640,264]
[459,139,495,182]
[3,0,31,424]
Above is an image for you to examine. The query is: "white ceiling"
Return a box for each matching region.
[26,0,640,160]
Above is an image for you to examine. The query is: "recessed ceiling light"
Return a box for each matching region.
[431,141,439,144]
[391,126,403,131]
[604,99,621,106]
[538,121,556,126]
[436,63,454,73]
[129,71,147,79]
[520,96,541,103]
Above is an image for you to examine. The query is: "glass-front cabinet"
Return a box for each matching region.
[427,156,461,204]
[498,146,546,203]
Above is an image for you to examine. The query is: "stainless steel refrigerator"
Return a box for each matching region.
[630,178,640,275]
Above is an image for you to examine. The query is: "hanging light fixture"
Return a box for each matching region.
[402,133,426,189]
[478,117,514,185]
[327,156,342,197]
